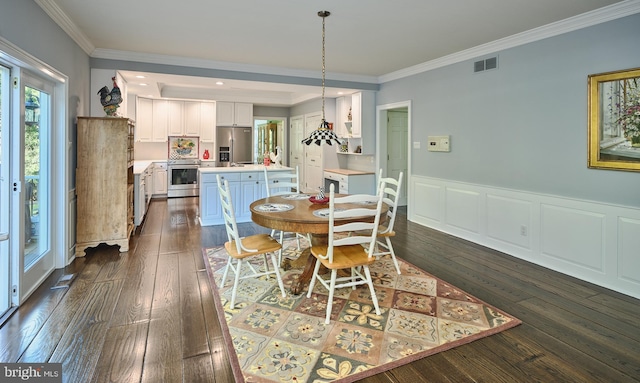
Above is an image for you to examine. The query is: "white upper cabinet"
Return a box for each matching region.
[334,91,375,155]
[184,101,202,137]
[167,100,185,136]
[137,98,216,142]
[152,99,168,142]
[136,97,153,142]
[200,102,216,142]
[216,102,253,126]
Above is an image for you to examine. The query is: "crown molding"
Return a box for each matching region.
[35,0,95,55]
[378,0,640,83]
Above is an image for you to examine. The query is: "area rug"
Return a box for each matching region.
[202,238,521,383]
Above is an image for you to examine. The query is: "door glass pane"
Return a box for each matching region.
[24,85,49,269]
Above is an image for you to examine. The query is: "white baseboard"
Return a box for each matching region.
[408,175,640,299]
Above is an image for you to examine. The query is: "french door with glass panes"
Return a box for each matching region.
[0,63,56,317]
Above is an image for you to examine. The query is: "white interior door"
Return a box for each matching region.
[387,109,408,206]
[0,63,10,316]
[289,115,304,181]
[303,112,322,193]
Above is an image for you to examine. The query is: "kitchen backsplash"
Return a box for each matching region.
[135,141,215,160]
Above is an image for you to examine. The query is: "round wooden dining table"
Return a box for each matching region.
[250,194,387,294]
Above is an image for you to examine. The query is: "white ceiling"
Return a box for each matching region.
[37,0,633,106]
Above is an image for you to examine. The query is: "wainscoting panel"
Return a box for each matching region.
[412,181,443,223]
[619,217,640,285]
[445,188,480,234]
[540,204,605,273]
[408,175,640,299]
[486,194,532,250]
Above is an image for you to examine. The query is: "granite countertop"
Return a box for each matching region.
[198,164,293,173]
[324,168,375,176]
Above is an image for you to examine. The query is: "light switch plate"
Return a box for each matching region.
[413,141,421,149]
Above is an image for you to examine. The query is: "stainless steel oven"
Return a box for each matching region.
[167,159,200,197]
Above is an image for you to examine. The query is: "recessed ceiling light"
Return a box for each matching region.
[337,91,344,95]
[216,81,224,85]
[136,75,146,79]
[140,83,148,86]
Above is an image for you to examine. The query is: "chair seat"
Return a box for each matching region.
[225,234,282,259]
[310,245,376,269]
[377,226,395,237]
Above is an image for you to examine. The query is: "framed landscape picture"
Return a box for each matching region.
[588,67,640,172]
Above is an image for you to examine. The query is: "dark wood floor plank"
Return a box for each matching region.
[516,297,640,377]
[109,235,159,327]
[142,253,183,383]
[90,322,148,383]
[48,279,125,383]
[178,251,210,358]
[183,354,216,383]
[17,253,115,363]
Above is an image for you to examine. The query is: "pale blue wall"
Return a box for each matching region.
[377,13,640,207]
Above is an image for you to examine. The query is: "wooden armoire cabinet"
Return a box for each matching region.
[75,117,134,257]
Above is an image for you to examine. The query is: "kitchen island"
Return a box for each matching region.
[198,165,294,226]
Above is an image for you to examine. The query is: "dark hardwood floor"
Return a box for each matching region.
[1,197,639,382]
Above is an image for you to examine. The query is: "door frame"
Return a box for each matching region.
[376,100,411,207]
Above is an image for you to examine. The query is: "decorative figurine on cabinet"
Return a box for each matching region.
[98,76,123,116]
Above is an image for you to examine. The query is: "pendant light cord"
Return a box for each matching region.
[319,11,329,126]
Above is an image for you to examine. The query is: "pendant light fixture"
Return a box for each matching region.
[302,10,341,146]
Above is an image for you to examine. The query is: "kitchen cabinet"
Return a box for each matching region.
[324,169,376,195]
[198,166,291,226]
[199,102,216,142]
[134,164,152,227]
[167,100,185,136]
[136,97,153,142]
[152,99,168,142]
[216,102,253,126]
[335,91,375,155]
[152,162,168,196]
[76,117,134,256]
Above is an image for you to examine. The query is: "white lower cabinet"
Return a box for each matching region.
[153,162,168,196]
[199,167,291,226]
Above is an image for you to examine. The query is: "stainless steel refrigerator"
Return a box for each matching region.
[216,126,253,166]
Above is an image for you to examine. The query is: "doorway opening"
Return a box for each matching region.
[377,101,411,207]
[254,117,286,164]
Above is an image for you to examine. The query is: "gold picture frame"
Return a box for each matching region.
[588,67,640,171]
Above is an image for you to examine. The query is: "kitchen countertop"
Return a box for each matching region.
[133,159,167,175]
[198,164,293,173]
[324,168,375,176]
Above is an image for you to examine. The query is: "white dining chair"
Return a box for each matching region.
[263,166,309,262]
[373,169,404,274]
[306,182,386,324]
[216,174,286,309]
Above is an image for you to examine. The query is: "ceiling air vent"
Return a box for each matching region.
[474,56,498,73]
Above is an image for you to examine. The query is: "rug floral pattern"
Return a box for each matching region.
[204,238,521,383]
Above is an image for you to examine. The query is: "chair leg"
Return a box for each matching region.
[229,259,243,309]
[386,237,401,274]
[269,252,286,298]
[220,257,232,288]
[306,259,322,298]
[363,266,381,315]
[278,231,285,264]
[325,269,338,324]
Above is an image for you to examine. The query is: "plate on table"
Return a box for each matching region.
[309,196,329,204]
[281,193,311,200]
[313,208,345,218]
[255,203,294,212]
